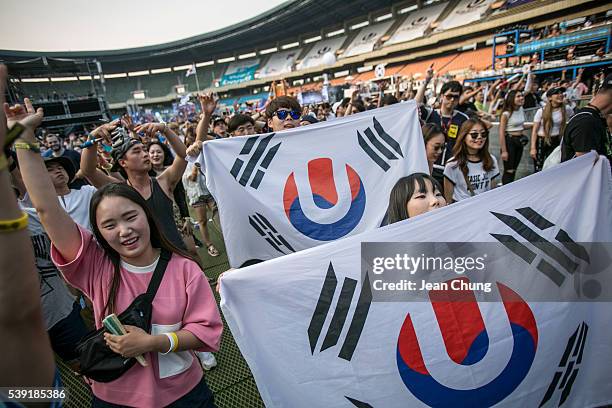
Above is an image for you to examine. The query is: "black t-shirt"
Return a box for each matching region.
[561,106,612,163]
[421,108,469,164]
[457,101,477,116]
[523,92,542,110]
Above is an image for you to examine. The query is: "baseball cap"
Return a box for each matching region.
[43,156,76,182]
[300,115,318,124]
[211,116,225,127]
[546,87,566,98]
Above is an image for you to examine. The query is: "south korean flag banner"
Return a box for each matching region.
[221,153,612,408]
[204,102,428,267]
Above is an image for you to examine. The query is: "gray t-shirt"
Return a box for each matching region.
[22,207,76,330]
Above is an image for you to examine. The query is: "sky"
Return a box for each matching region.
[1,0,288,52]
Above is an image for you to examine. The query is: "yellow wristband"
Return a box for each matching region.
[0,212,29,233]
[14,141,41,154]
[169,332,179,352]
[0,154,7,172]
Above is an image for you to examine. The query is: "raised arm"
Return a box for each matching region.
[136,123,188,193]
[345,89,359,117]
[195,93,217,143]
[459,86,482,105]
[9,99,82,262]
[81,121,121,188]
[511,75,525,91]
[415,64,434,105]
[0,66,55,387]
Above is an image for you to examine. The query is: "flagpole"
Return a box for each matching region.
[195,67,200,92]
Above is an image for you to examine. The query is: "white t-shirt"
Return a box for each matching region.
[502,108,526,132]
[533,106,574,137]
[444,157,500,202]
[182,162,210,205]
[57,185,96,231]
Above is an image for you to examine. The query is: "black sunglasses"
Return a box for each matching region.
[468,131,488,139]
[275,110,301,120]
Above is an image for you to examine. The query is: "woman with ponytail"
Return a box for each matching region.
[530,87,573,172]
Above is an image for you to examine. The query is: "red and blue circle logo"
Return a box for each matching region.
[283,158,366,241]
[397,278,538,407]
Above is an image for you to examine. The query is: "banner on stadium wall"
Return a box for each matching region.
[259,49,301,78]
[387,3,448,45]
[438,0,495,31]
[343,21,394,58]
[221,153,612,408]
[203,102,428,267]
[516,26,611,54]
[298,36,347,70]
[220,59,260,86]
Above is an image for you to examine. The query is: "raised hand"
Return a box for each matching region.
[134,123,166,139]
[90,120,120,145]
[121,114,136,131]
[198,93,218,116]
[425,63,435,81]
[3,97,44,141]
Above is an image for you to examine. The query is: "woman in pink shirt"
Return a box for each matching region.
[15,116,223,407]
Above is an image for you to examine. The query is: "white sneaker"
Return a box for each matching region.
[196,351,217,370]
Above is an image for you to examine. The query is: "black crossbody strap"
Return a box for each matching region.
[144,249,171,299]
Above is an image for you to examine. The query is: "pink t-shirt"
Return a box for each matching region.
[51,226,223,407]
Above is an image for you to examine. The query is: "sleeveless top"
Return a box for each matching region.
[503,108,526,132]
[145,177,186,250]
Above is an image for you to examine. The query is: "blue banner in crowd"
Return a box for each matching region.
[516,25,610,54]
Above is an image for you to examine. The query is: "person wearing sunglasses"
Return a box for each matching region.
[443,118,499,203]
[265,96,302,132]
[421,81,469,165]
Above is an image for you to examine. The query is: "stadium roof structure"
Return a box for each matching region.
[0,0,397,77]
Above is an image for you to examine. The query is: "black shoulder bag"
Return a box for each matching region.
[76,249,171,383]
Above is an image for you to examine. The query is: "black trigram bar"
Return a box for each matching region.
[307,264,372,361]
[230,134,280,188]
[539,322,588,407]
[491,211,578,274]
[320,278,357,351]
[308,263,338,354]
[248,212,294,254]
[338,272,372,361]
[357,117,403,172]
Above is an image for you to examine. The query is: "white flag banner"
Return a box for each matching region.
[343,21,394,58]
[298,36,346,70]
[259,49,301,78]
[221,153,612,408]
[438,0,495,31]
[203,102,428,267]
[386,3,448,45]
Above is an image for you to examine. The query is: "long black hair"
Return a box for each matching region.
[89,183,199,320]
[386,173,443,224]
[147,139,173,167]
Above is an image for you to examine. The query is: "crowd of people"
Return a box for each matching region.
[1,53,611,407]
